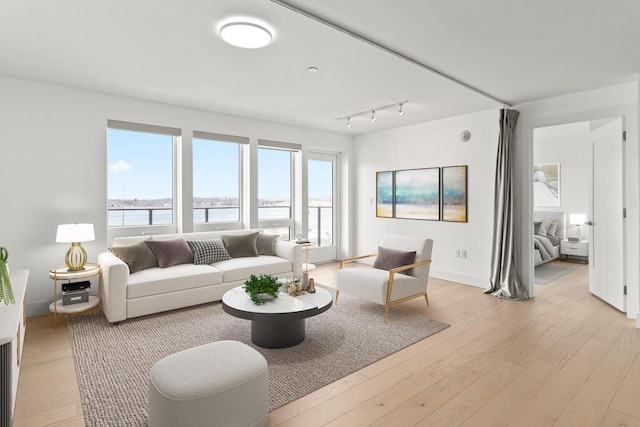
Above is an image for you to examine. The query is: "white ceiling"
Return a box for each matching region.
[1,0,639,135]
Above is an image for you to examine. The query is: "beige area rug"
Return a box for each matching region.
[68,289,449,427]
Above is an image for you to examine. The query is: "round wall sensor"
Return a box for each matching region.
[459,130,471,142]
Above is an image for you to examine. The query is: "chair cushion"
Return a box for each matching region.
[145,237,194,268]
[373,246,416,275]
[337,267,425,305]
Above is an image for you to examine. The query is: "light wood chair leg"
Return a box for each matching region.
[384,303,390,323]
[424,293,430,307]
[335,290,339,304]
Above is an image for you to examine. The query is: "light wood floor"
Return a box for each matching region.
[13,261,640,426]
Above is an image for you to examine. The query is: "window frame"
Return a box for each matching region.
[257,140,301,240]
[192,131,248,232]
[106,120,181,241]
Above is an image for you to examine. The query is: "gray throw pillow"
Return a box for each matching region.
[145,237,194,268]
[537,219,552,236]
[110,241,158,274]
[256,233,279,256]
[373,246,417,276]
[533,221,542,235]
[222,232,259,258]
[187,239,231,265]
[547,221,558,237]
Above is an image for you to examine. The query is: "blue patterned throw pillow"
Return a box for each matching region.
[187,239,231,265]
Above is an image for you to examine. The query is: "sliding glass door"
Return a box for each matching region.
[307,152,338,262]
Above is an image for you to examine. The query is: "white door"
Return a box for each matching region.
[588,117,625,311]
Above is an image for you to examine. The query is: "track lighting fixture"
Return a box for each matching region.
[336,100,408,128]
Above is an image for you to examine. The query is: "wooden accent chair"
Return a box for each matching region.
[335,235,433,322]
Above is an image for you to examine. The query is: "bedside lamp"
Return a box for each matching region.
[569,213,587,242]
[56,223,95,271]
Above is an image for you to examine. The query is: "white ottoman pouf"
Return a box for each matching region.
[148,340,268,427]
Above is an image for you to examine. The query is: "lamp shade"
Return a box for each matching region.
[56,223,95,243]
[569,213,587,226]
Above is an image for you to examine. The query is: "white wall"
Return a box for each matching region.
[0,75,354,316]
[515,82,639,320]
[533,122,591,241]
[353,109,500,288]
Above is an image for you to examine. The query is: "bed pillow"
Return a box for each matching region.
[533,221,542,235]
[222,232,259,258]
[187,239,231,265]
[537,219,552,236]
[256,233,279,256]
[109,241,158,273]
[547,221,558,237]
[373,246,417,276]
[145,237,194,268]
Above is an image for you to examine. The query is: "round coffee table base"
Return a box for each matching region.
[251,318,305,349]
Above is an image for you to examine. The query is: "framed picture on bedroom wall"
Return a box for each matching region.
[534,163,560,207]
[441,165,468,222]
[394,167,440,220]
[376,171,394,218]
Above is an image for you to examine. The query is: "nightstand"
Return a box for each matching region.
[560,240,589,264]
[49,263,100,329]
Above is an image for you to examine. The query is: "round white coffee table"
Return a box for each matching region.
[221,285,333,348]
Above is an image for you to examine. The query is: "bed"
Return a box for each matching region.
[533,211,565,266]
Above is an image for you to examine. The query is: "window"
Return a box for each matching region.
[258,140,301,240]
[192,132,246,226]
[107,121,179,231]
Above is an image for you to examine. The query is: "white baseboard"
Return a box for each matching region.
[430,268,489,289]
[636,313,640,328]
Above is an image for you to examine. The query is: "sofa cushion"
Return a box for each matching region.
[222,232,259,258]
[213,256,292,283]
[146,237,194,268]
[109,241,158,273]
[127,264,224,299]
[187,239,231,265]
[256,233,278,256]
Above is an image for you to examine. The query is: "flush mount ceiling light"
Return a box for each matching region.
[219,22,272,48]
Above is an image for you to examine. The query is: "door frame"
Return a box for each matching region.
[517,105,636,303]
[307,150,340,263]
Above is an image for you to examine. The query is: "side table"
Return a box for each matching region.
[48,263,100,329]
[560,240,589,264]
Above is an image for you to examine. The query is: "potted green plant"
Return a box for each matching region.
[0,246,14,305]
[243,274,281,305]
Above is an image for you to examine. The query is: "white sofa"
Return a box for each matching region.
[98,230,302,324]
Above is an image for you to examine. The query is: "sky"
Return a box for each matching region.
[107,129,333,200]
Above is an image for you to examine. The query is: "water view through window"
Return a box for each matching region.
[107,128,174,227]
[193,137,240,223]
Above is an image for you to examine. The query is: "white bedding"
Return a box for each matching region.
[534,234,560,266]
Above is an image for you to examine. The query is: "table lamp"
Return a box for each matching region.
[56,223,95,271]
[569,213,587,242]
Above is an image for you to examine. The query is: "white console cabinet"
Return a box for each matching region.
[0,269,28,427]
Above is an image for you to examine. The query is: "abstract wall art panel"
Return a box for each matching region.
[376,171,394,218]
[533,163,560,207]
[442,165,468,222]
[394,167,440,220]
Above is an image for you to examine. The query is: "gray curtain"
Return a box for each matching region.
[485,108,528,300]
